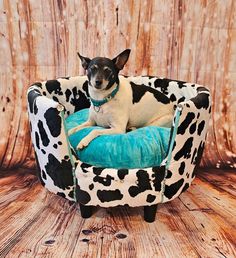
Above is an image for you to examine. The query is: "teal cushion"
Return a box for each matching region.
[65,109,171,169]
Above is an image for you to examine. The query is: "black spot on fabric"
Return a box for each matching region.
[59,76,70,80]
[44,108,62,138]
[44,154,73,190]
[57,192,66,198]
[128,170,152,197]
[154,78,171,94]
[64,155,69,160]
[35,131,40,149]
[191,148,197,165]
[197,121,205,136]
[82,81,90,97]
[71,87,90,112]
[195,141,205,167]
[186,103,190,108]
[130,82,170,104]
[97,189,123,202]
[34,151,45,187]
[174,137,193,160]
[191,93,210,109]
[178,162,185,175]
[45,80,63,95]
[148,76,155,79]
[53,144,58,149]
[34,101,38,115]
[58,141,62,145]
[177,113,195,135]
[89,184,94,190]
[166,170,172,179]
[38,120,49,146]
[118,169,129,180]
[189,121,197,134]
[164,178,184,199]
[197,86,209,92]
[209,106,211,114]
[41,149,46,154]
[31,82,42,88]
[177,80,187,88]
[177,96,185,104]
[93,167,105,175]
[53,96,59,102]
[170,94,177,102]
[148,82,151,86]
[181,183,190,193]
[27,89,41,113]
[197,113,200,119]
[76,186,91,204]
[172,141,176,151]
[81,163,92,173]
[93,174,114,186]
[68,190,74,199]
[41,170,46,180]
[152,166,166,191]
[43,91,47,96]
[146,194,156,203]
[65,89,72,102]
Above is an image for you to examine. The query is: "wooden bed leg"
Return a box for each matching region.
[79,203,93,218]
[144,204,158,223]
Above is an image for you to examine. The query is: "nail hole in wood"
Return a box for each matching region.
[44,239,55,245]
[82,229,93,235]
[81,238,90,242]
[116,233,127,239]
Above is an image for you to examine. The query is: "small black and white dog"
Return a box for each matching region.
[69,49,174,149]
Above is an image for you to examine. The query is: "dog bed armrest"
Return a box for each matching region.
[162,90,211,202]
[27,85,77,201]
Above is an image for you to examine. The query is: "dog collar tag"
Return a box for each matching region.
[94,106,101,112]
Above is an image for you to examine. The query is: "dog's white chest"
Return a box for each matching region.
[90,106,111,128]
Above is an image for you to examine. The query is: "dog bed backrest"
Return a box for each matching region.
[29,75,208,118]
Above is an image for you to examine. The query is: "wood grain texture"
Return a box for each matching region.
[0,168,235,257]
[0,0,236,169]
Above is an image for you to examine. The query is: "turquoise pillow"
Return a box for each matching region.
[65,109,170,169]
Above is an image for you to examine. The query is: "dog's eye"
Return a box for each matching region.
[89,66,97,72]
[104,68,112,78]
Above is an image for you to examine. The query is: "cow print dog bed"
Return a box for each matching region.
[27,75,211,222]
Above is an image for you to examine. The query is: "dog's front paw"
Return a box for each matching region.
[77,138,91,150]
[68,127,78,136]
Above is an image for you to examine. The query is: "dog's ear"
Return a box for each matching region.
[112,49,131,70]
[77,52,91,70]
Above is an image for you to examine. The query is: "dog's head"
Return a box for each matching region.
[78,49,131,90]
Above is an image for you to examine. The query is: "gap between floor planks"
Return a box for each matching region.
[0,168,235,258]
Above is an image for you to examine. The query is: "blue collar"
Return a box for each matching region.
[90,84,119,107]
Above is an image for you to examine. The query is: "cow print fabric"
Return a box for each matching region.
[27,75,211,206]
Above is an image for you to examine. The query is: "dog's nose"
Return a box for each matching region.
[95,80,102,87]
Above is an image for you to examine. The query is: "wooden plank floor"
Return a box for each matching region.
[0,168,235,258]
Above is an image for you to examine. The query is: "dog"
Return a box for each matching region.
[68,49,174,149]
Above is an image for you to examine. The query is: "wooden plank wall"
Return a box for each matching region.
[0,0,235,170]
